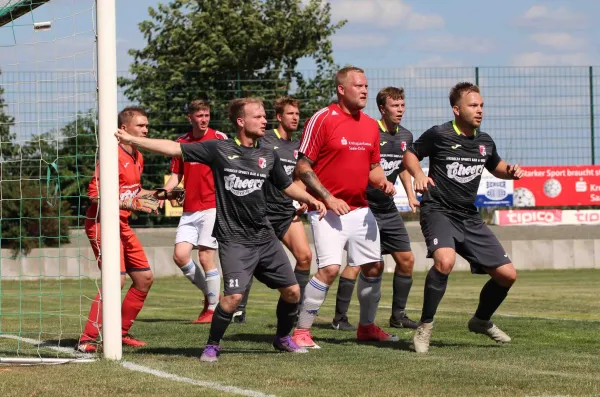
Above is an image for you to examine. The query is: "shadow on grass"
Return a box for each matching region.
[137,346,277,357]
[136,318,190,323]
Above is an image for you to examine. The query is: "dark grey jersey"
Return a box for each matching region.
[181,138,292,244]
[261,129,299,219]
[408,121,501,217]
[367,121,414,212]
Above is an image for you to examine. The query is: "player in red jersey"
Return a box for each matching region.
[163,100,228,324]
[77,107,166,353]
[291,66,398,349]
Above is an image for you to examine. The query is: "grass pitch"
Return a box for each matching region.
[1,269,599,396]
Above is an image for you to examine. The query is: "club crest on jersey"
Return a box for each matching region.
[479,145,486,156]
[400,141,407,152]
[258,157,267,169]
[341,137,347,145]
[293,150,298,159]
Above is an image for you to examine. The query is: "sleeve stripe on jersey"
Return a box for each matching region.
[299,107,329,154]
[215,131,228,140]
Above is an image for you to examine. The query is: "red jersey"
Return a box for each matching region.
[299,103,380,210]
[87,145,144,221]
[170,128,228,212]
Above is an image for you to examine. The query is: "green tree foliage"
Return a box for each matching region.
[119,0,345,189]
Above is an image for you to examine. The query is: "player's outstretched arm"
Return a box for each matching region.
[295,155,350,216]
[282,183,327,220]
[491,160,524,180]
[403,151,434,193]
[399,169,420,213]
[115,129,182,157]
[368,163,396,196]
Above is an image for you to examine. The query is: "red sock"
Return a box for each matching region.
[121,287,148,335]
[81,292,102,341]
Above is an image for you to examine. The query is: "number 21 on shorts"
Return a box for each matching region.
[228,278,239,288]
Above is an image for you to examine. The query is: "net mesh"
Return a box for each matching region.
[0,0,99,360]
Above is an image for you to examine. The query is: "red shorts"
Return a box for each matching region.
[85,217,151,275]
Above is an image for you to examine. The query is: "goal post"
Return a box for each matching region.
[0,0,121,362]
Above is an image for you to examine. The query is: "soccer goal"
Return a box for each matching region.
[0,0,121,363]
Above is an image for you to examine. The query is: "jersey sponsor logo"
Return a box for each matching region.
[451,144,462,149]
[228,155,240,160]
[224,174,265,196]
[381,158,402,176]
[283,164,295,175]
[400,141,407,151]
[446,162,485,183]
[341,137,347,145]
[258,157,267,169]
[479,145,487,156]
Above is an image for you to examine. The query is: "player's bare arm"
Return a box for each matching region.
[291,178,308,214]
[115,129,182,157]
[491,160,524,180]
[282,183,327,220]
[403,151,435,193]
[368,163,396,196]
[296,155,350,215]
[399,169,420,213]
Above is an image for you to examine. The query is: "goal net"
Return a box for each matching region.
[0,0,103,363]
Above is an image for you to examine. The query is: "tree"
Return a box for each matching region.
[119,0,345,186]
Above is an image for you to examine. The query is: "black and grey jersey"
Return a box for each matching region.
[181,138,292,244]
[408,120,501,217]
[260,129,299,219]
[367,121,413,212]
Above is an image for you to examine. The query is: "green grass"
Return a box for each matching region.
[1,269,600,396]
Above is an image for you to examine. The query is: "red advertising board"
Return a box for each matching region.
[493,209,600,226]
[513,166,600,207]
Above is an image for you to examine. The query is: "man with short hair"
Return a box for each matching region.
[115,98,327,362]
[77,107,173,353]
[292,66,398,349]
[332,86,420,331]
[233,96,313,323]
[163,100,227,324]
[403,82,523,353]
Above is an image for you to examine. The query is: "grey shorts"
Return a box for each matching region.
[372,209,411,255]
[420,211,511,274]
[218,239,298,295]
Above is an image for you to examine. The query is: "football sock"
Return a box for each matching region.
[207,304,234,346]
[276,298,299,337]
[334,276,355,321]
[420,267,448,323]
[475,279,510,322]
[297,277,329,329]
[121,286,148,335]
[357,273,381,326]
[294,269,310,305]
[204,269,221,311]
[392,274,413,318]
[181,260,207,294]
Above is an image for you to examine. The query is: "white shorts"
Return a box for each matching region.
[175,209,218,249]
[309,207,380,268]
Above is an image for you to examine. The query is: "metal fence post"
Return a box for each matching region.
[590,66,595,165]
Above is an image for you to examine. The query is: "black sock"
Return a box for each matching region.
[334,276,356,321]
[474,279,510,322]
[294,269,310,305]
[420,267,449,323]
[276,297,299,337]
[392,273,413,318]
[207,304,234,346]
[237,277,253,311]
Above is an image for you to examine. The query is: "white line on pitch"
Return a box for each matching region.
[0,334,96,363]
[121,361,278,397]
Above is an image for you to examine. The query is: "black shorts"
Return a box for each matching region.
[218,239,298,295]
[267,213,295,241]
[372,209,411,254]
[420,211,511,274]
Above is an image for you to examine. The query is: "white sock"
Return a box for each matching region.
[297,277,329,330]
[204,269,220,311]
[357,273,382,326]
[180,260,207,295]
